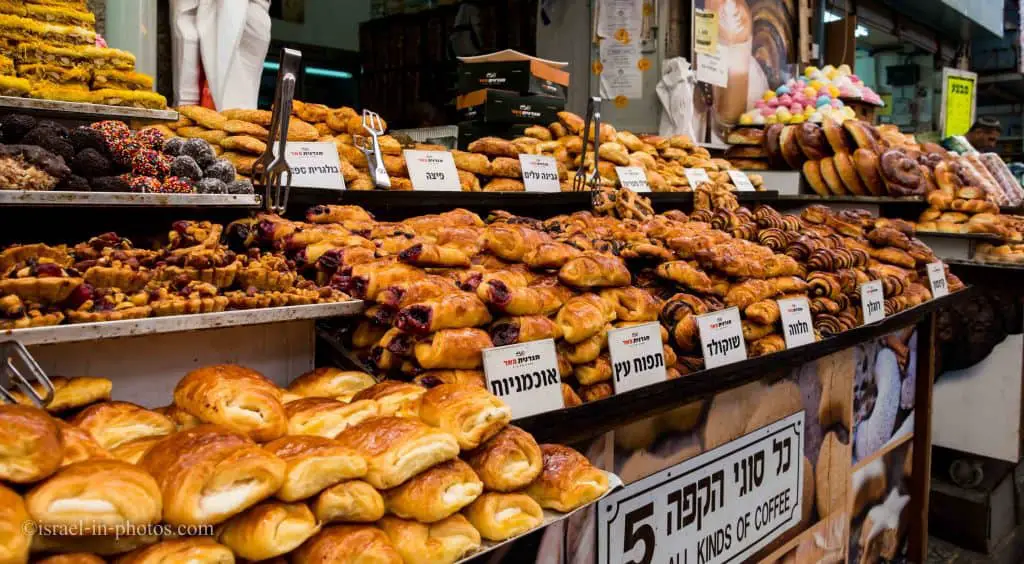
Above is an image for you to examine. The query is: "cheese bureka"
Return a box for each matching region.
[293,525,402,564]
[464,426,542,492]
[286,367,376,402]
[312,479,385,523]
[418,383,511,450]
[463,492,543,541]
[0,404,63,483]
[217,502,319,561]
[378,515,481,564]
[383,459,483,523]
[262,436,367,502]
[335,417,459,489]
[525,444,609,511]
[24,460,162,530]
[173,364,287,442]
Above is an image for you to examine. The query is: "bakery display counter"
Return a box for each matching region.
[0,95,177,122]
[0,190,261,208]
[914,231,1005,261]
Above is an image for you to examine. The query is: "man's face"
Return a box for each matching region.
[968,127,1000,150]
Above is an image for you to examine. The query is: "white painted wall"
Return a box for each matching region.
[271,0,371,51]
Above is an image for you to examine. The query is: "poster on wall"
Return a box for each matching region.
[940,68,977,138]
[691,0,797,144]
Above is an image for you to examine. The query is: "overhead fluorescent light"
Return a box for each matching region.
[825,10,841,23]
[825,10,869,37]
[856,25,869,37]
[263,61,352,79]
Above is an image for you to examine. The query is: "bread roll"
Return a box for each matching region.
[0,404,63,483]
[25,460,161,530]
[383,459,482,523]
[114,538,234,564]
[263,436,367,502]
[524,444,609,511]
[217,502,319,561]
[0,484,31,564]
[284,397,379,438]
[465,427,542,494]
[293,525,402,564]
[56,421,111,467]
[10,376,111,413]
[463,492,543,541]
[312,479,385,523]
[138,425,286,526]
[173,365,287,442]
[418,384,512,450]
[377,514,481,564]
[286,368,376,402]
[70,402,175,450]
[351,381,425,418]
[335,417,459,489]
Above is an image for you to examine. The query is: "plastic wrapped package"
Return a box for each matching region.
[958,155,1007,206]
[980,153,1024,207]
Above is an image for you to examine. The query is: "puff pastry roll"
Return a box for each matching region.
[351,381,426,419]
[724,279,780,309]
[174,365,287,442]
[476,278,565,316]
[464,426,542,492]
[305,204,374,224]
[70,401,176,450]
[398,243,472,268]
[293,525,401,564]
[413,370,486,389]
[523,241,583,270]
[413,329,493,370]
[383,458,483,523]
[138,425,286,526]
[335,417,459,489]
[56,421,111,467]
[312,479,385,523]
[25,460,161,530]
[285,397,380,438]
[482,224,552,262]
[217,502,319,561]
[0,405,63,483]
[378,515,481,564]
[109,437,162,465]
[574,354,613,386]
[463,492,543,541]
[286,367,376,402]
[0,484,31,564]
[556,294,617,344]
[115,538,234,564]
[395,292,492,335]
[744,299,781,326]
[558,252,631,289]
[525,444,609,511]
[338,261,425,300]
[558,328,608,365]
[654,261,715,294]
[263,436,367,502]
[599,287,662,322]
[154,404,203,430]
[419,384,512,450]
[490,315,563,346]
[11,376,111,413]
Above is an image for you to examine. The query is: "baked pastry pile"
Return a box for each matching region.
[0,1,164,109]
[0,219,349,329]
[0,364,609,562]
[914,154,1024,239]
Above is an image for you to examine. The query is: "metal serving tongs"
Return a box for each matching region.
[0,341,53,408]
[359,110,391,189]
[253,48,302,214]
[572,96,603,205]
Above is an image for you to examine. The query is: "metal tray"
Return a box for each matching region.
[0,191,260,208]
[0,95,178,122]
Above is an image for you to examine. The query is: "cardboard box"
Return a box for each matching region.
[457,89,564,125]
[457,60,570,100]
[457,121,532,150]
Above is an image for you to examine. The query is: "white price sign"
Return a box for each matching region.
[926,262,949,298]
[482,339,564,419]
[860,280,886,325]
[777,297,815,349]
[403,150,461,191]
[727,170,756,192]
[616,166,650,192]
[598,411,805,564]
[277,142,345,190]
[685,167,712,188]
[519,154,561,193]
[608,322,667,394]
[696,307,747,369]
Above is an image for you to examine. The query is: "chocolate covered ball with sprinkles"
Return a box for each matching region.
[90,120,130,141]
[196,178,227,194]
[204,159,236,184]
[134,127,167,151]
[182,138,216,168]
[162,136,186,157]
[107,136,142,168]
[169,155,203,181]
[128,175,161,193]
[160,176,194,194]
[131,149,171,178]
[227,178,255,194]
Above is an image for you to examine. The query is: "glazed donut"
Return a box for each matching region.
[823,118,853,154]
[832,151,867,195]
[843,120,880,152]
[879,149,925,196]
[819,157,845,196]
[780,125,806,169]
[853,148,885,196]
[802,160,830,197]
[764,123,786,169]
[796,123,831,161]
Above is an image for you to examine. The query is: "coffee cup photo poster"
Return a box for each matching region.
[692,0,797,143]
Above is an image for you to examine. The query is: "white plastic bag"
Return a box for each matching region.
[656,57,697,139]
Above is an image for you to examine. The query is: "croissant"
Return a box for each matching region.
[556,294,617,344]
[334,417,460,489]
[562,383,584,407]
[382,458,483,523]
[217,502,319,561]
[810,297,841,315]
[490,315,563,346]
[654,261,714,293]
[749,334,787,357]
[744,299,781,325]
[377,276,462,309]
[558,252,631,289]
[25,460,162,530]
[574,354,613,386]
[351,381,425,419]
[413,329,493,370]
[724,279,778,309]
[672,315,700,351]
[419,384,512,450]
[524,444,609,511]
[394,292,492,334]
[742,321,775,342]
[263,436,367,502]
[173,364,286,442]
[599,287,661,322]
[558,327,609,364]
[378,515,481,564]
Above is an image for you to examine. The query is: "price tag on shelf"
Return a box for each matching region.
[727,170,756,192]
[926,261,949,298]
[777,297,815,349]
[519,154,561,193]
[684,167,712,188]
[860,280,886,325]
[403,150,461,191]
[608,322,667,394]
[597,411,805,564]
[615,166,650,192]
[482,339,564,419]
[275,141,345,190]
[696,307,746,369]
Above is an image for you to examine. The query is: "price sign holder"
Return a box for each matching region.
[940,67,977,138]
[482,339,564,419]
[608,322,667,394]
[860,280,886,325]
[519,154,561,193]
[615,166,650,192]
[684,167,712,188]
[404,149,461,191]
[777,297,815,349]
[274,141,345,190]
[926,261,949,298]
[727,170,755,192]
[696,307,746,369]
